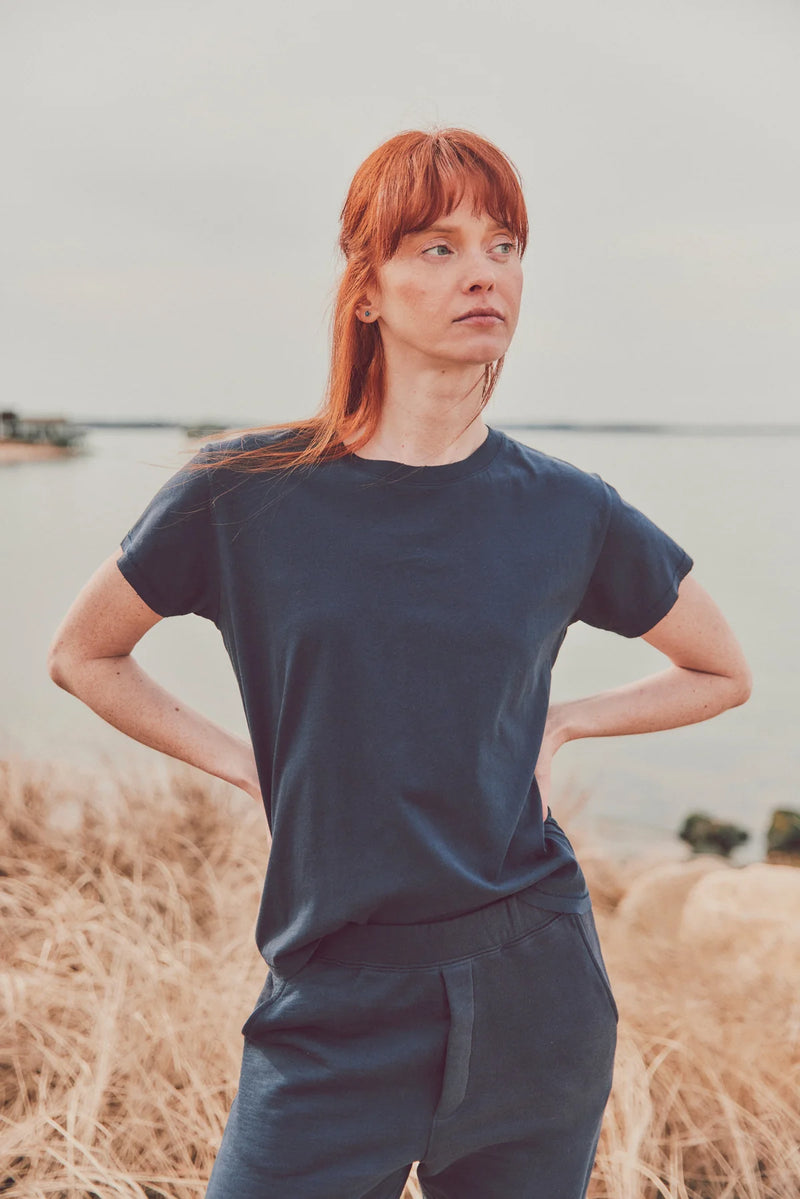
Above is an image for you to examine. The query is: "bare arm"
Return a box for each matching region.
[535,574,752,811]
[48,550,261,801]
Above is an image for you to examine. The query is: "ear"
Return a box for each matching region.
[358,273,382,323]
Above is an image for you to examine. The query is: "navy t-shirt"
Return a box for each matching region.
[117,425,693,976]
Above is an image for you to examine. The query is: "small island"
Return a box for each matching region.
[0,411,86,463]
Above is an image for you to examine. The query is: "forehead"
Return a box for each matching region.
[407,199,513,237]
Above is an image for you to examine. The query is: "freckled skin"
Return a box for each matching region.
[369,193,524,374]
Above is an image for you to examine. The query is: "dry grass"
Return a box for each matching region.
[2,759,798,1198]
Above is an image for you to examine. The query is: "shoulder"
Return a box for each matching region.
[200,425,304,457]
[495,429,611,508]
[188,426,310,485]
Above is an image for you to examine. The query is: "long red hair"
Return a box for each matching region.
[201,127,528,473]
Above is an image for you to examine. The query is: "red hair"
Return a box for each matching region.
[201,127,528,473]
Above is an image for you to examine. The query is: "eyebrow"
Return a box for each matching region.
[416,219,513,237]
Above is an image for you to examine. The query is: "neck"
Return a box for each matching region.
[350,363,490,466]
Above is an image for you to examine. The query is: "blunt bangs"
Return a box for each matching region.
[340,129,529,264]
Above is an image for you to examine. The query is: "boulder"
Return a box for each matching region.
[766,809,800,863]
[678,812,749,857]
[678,863,800,982]
[614,856,730,941]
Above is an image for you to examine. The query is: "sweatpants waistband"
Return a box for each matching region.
[313,883,589,969]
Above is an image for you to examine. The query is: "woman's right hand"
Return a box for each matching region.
[49,548,264,800]
[236,748,263,805]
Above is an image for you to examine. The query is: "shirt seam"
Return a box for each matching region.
[202,445,222,625]
[346,431,503,487]
[566,476,614,626]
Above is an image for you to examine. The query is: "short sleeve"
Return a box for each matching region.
[572,480,693,638]
[116,445,219,622]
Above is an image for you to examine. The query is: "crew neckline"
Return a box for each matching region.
[344,425,503,486]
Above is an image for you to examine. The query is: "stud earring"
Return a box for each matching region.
[364,310,371,318]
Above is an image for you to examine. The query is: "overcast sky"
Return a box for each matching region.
[3,0,799,426]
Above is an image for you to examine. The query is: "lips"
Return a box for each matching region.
[455,308,504,321]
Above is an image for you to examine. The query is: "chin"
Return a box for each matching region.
[462,343,511,367]
[457,331,511,354]
[419,334,510,370]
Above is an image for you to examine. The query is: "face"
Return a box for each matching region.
[364,192,524,370]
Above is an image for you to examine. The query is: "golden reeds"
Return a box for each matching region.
[2,758,798,1198]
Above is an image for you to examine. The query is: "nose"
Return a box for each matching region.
[461,247,497,293]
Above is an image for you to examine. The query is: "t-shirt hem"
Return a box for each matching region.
[117,541,175,618]
[517,887,592,914]
[618,549,694,639]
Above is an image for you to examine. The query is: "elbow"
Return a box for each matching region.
[47,640,78,693]
[726,664,753,709]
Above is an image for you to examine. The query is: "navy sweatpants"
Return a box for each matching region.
[206,889,617,1198]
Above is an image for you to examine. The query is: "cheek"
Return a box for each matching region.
[379,262,441,325]
[393,275,436,315]
[505,265,524,303]
[503,271,524,325]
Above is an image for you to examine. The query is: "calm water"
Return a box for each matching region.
[3,426,797,858]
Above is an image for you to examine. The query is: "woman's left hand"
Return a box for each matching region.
[532,575,752,823]
[534,705,570,820]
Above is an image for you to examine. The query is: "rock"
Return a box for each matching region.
[678,863,800,982]
[614,856,730,941]
[678,812,749,857]
[766,809,800,861]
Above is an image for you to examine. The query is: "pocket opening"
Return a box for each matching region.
[572,911,619,1023]
[240,969,289,1038]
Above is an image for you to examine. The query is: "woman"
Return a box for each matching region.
[49,128,751,1199]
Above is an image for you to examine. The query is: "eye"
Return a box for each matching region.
[423,244,452,257]
[494,241,516,256]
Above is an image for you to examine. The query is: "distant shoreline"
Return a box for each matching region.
[71,419,800,437]
[4,422,798,464]
[499,420,800,436]
[0,441,77,464]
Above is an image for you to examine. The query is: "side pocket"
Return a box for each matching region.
[241,970,289,1039]
[572,910,619,1024]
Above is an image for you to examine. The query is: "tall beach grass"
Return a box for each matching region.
[2,758,798,1197]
